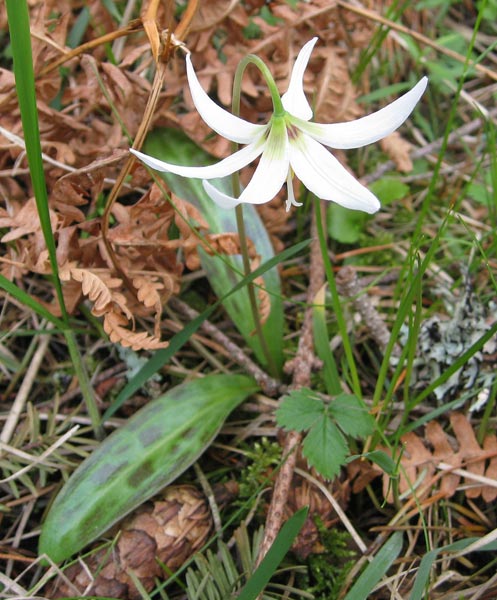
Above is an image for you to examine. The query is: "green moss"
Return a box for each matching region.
[298,521,356,599]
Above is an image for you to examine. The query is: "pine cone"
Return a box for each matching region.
[47,482,237,599]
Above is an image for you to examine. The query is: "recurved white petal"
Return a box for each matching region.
[281,37,317,121]
[202,181,240,209]
[130,140,264,179]
[295,76,428,149]
[186,54,266,144]
[289,134,380,213]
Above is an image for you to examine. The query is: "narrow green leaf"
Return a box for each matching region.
[343,531,403,600]
[312,288,342,395]
[6,1,101,437]
[275,388,325,431]
[236,507,309,600]
[67,6,91,48]
[315,200,361,395]
[104,239,310,421]
[0,274,64,329]
[0,348,21,372]
[5,0,67,319]
[409,537,497,600]
[303,418,348,480]
[39,374,258,563]
[330,394,375,438]
[348,450,397,476]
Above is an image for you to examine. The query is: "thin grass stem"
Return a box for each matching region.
[6,0,101,438]
[314,199,361,396]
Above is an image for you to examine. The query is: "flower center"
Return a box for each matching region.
[286,121,300,141]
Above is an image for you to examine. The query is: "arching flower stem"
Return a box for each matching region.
[231,57,280,377]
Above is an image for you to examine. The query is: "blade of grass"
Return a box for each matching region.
[371,207,452,426]
[353,0,412,83]
[5,0,66,320]
[314,199,361,396]
[0,274,65,329]
[312,285,342,396]
[6,0,102,438]
[409,537,497,600]
[411,0,488,242]
[236,507,308,600]
[343,532,403,600]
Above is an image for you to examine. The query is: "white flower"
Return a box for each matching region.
[130,38,427,213]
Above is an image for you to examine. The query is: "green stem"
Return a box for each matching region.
[65,331,104,439]
[233,55,284,116]
[235,205,278,376]
[229,56,280,377]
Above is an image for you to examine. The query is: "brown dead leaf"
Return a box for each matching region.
[380,131,414,172]
[313,47,362,124]
[372,413,497,504]
[482,435,497,503]
[383,430,434,503]
[0,198,58,243]
[450,412,486,499]
[426,419,460,498]
[190,0,239,33]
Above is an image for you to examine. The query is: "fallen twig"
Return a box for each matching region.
[256,202,325,564]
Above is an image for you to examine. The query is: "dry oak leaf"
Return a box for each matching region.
[190,0,240,33]
[313,47,362,124]
[52,168,105,224]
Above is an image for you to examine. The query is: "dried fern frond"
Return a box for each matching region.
[349,413,497,504]
[103,311,167,351]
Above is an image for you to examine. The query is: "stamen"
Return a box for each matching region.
[285,171,303,212]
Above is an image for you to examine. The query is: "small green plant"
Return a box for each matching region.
[276,388,375,479]
[299,523,356,599]
[239,438,282,500]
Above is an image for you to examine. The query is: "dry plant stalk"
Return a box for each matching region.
[257,203,326,564]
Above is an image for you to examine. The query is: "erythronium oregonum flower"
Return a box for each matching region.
[131,38,427,213]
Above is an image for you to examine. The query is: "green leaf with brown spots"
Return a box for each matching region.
[39,374,258,563]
